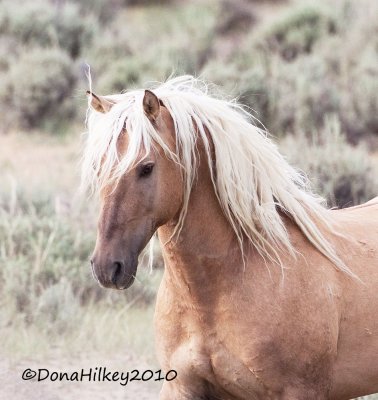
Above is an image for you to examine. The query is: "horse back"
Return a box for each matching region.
[340,196,378,211]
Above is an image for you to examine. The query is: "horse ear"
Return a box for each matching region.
[86,91,114,113]
[143,90,160,121]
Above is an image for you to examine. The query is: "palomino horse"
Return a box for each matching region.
[82,76,378,400]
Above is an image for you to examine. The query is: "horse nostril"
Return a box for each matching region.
[111,261,124,286]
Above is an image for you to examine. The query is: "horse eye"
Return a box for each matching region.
[138,163,154,178]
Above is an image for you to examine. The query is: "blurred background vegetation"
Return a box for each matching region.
[0,0,377,398]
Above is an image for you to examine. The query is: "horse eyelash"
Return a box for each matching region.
[138,163,154,178]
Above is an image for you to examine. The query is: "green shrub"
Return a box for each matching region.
[96,58,143,93]
[0,1,95,58]
[0,2,52,47]
[87,33,137,92]
[54,2,96,58]
[201,60,270,126]
[259,4,337,61]
[34,278,81,333]
[253,45,376,139]
[202,53,340,134]
[72,0,123,24]
[266,53,340,134]
[0,36,18,71]
[202,0,378,143]
[1,48,76,130]
[89,3,217,93]
[124,0,175,5]
[319,24,378,142]
[215,0,257,36]
[280,118,377,208]
[237,67,271,126]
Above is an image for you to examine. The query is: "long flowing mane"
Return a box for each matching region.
[82,75,353,276]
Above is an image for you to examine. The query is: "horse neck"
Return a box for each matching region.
[157,148,247,305]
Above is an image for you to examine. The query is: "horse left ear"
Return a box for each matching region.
[86,91,115,113]
[143,90,160,121]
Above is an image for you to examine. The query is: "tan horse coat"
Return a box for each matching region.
[155,147,378,400]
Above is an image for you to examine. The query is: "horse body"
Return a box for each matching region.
[154,145,378,400]
[82,76,378,400]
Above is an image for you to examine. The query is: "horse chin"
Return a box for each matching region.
[115,271,136,290]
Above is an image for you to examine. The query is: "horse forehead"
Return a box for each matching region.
[160,105,174,128]
[116,128,155,165]
[117,130,130,155]
[116,105,176,157]
[116,128,147,158]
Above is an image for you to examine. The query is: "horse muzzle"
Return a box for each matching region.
[90,256,138,290]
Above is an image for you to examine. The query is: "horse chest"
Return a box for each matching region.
[167,330,281,400]
[156,272,337,398]
[159,307,337,400]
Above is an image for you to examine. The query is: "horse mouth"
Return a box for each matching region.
[114,273,136,290]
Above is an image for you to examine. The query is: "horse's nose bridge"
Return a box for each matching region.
[98,193,124,242]
[93,212,120,264]
[92,237,123,268]
[91,244,111,273]
[98,212,118,242]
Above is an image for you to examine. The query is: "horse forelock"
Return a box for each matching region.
[81,75,356,278]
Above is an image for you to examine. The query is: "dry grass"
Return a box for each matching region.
[0,131,80,193]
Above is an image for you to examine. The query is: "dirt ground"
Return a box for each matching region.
[0,352,162,400]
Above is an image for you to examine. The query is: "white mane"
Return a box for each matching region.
[82,75,353,276]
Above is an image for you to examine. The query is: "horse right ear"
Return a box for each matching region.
[86,91,115,113]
